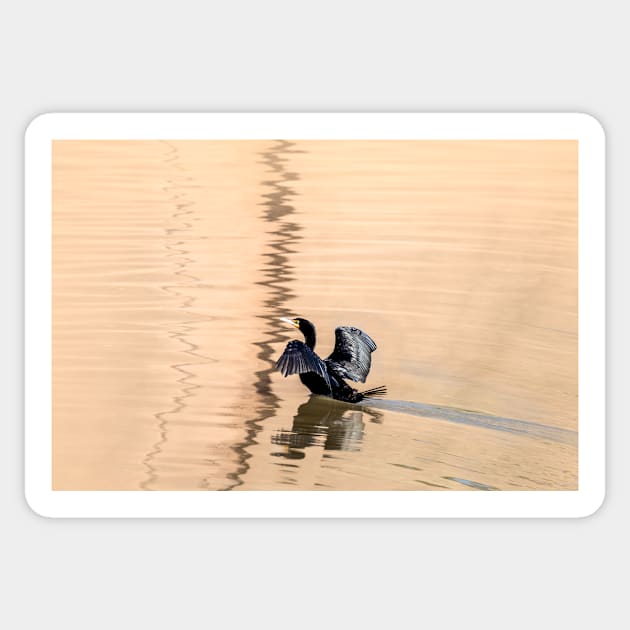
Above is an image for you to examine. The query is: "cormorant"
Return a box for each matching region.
[276,317,387,403]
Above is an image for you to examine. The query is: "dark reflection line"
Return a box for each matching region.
[443,476,500,491]
[221,140,304,490]
[141,141,216,490]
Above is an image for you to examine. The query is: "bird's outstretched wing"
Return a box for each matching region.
[276,340,331,388]
[325,326,377,383]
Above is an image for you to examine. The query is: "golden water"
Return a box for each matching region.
[52,139,578,490]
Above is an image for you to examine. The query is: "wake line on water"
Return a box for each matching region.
[358,398,577,445]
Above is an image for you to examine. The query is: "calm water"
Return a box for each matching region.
[52,139,578,490]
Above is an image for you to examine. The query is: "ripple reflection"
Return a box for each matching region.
[223,140,304,490]
[141,141,211,490]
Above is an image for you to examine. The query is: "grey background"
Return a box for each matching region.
[1,1,625,628]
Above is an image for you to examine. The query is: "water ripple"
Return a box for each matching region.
[222,140,304,490]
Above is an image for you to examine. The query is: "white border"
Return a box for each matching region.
[25,113,605,518]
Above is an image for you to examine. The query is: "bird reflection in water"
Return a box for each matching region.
[271,395,383,459]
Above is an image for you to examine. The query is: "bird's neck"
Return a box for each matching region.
[303,328,316,350]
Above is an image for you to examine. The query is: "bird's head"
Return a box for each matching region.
[279,317,316,346]
[279,316,309,331]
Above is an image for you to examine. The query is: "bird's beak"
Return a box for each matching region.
[279,317,299,328]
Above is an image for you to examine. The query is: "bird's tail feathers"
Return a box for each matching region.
[359,385,387,399]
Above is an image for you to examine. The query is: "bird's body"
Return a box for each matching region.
[276,318,387,403]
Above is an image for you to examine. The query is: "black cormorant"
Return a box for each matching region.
[276,317,387,403]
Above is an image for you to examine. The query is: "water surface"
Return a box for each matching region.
[52,139,578,490]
